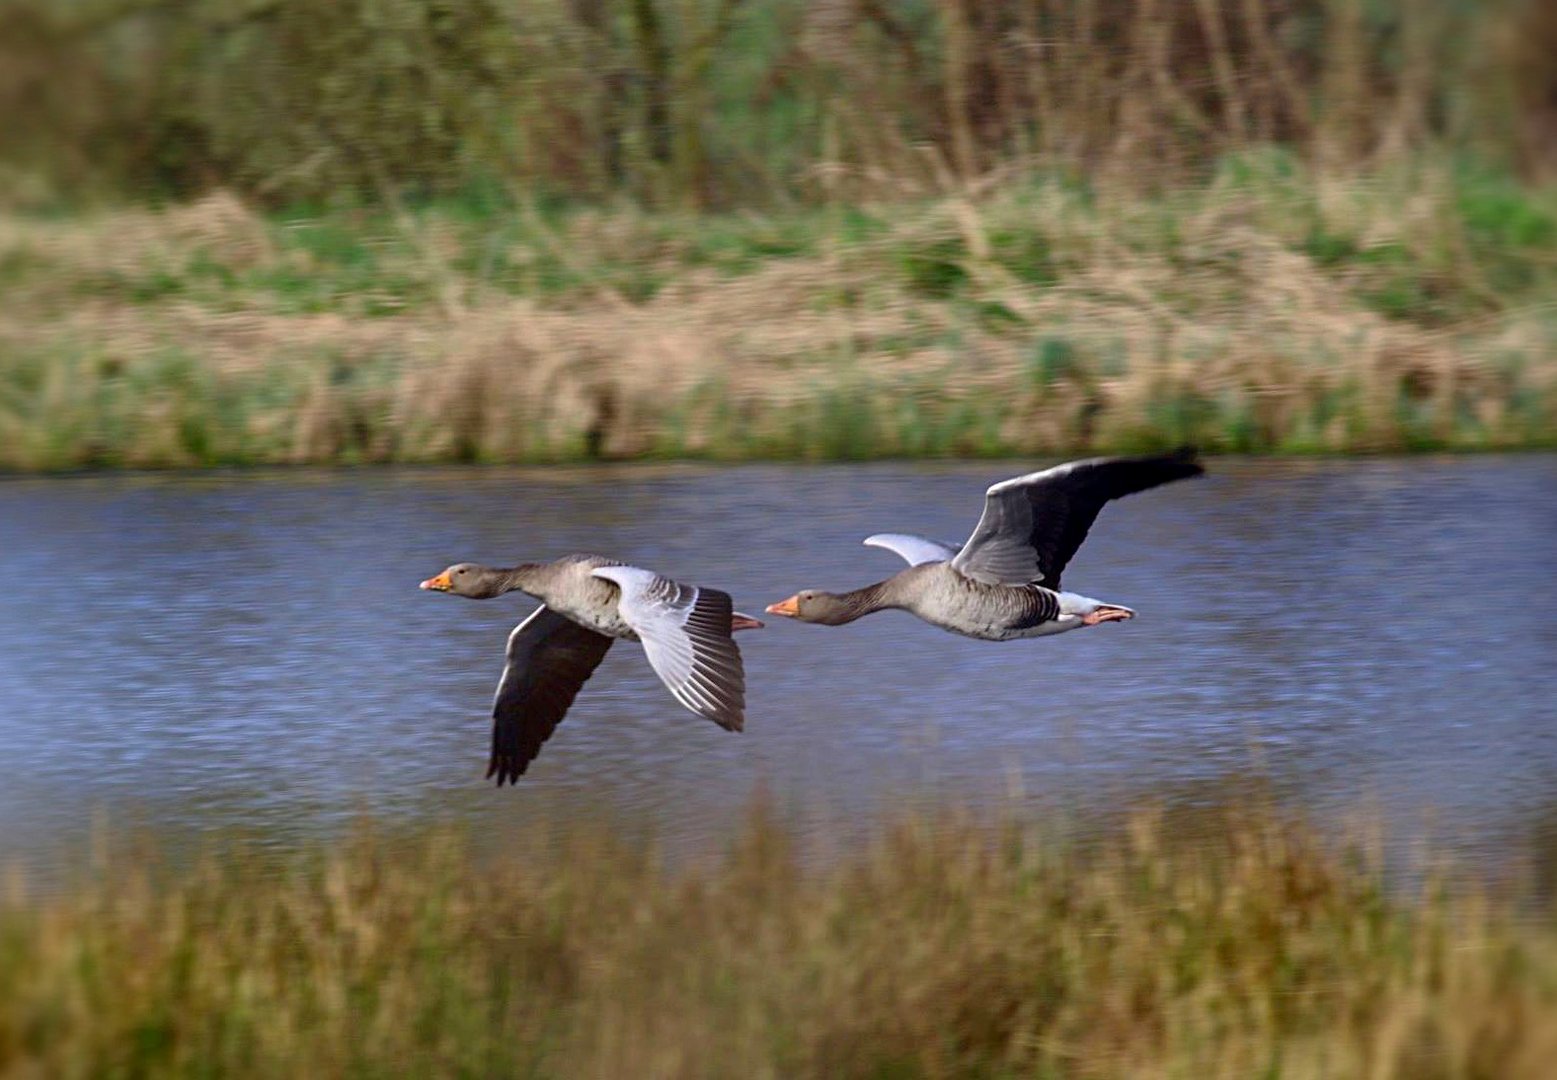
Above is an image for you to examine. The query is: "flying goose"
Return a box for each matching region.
[765,449,1203,640]
[420,555,762,784]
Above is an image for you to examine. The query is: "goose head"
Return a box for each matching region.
[764,589,867,626]
[419,563,511,599]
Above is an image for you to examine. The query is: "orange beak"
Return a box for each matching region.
[420,571,453,592]
[765,596,800,618]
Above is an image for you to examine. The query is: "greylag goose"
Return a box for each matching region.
[420,555,762,784]
[765,449,1203,640]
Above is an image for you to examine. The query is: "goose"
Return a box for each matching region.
[765,449,1203,640]
[420,555,762,784]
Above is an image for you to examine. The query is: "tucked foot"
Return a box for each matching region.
[1081,605,1135,626]
[731,612,766,632]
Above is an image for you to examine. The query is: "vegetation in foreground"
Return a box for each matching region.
[2,156,1555,470]
[2,801,1555,1077]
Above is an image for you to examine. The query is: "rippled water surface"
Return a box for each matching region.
[2,457,1555,873]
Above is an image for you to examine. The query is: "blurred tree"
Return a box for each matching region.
[0,0,1545,207]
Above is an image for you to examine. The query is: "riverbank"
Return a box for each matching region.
[2,799,1554,1076]
[2,158,1554,470]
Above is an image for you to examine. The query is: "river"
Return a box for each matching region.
[2,456,1554,876]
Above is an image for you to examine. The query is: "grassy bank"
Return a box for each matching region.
[2,157,1555,470]
[3,0,1554,469]
[2,802,1555,1076]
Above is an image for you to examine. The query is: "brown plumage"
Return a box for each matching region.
[421,555,762,784]
[767,449,1204,641]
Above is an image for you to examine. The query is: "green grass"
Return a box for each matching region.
[2,799,1555,1077]
[0,156,1554,470]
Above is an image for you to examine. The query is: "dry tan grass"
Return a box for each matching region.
[0,171,1552,469]
[2,801,1556,1077]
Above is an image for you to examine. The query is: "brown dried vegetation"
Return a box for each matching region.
[0,0,1552,468]
[3,801,1555,1077]
[1,162,1553,469]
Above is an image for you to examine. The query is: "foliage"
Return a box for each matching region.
[3,800,1555,1076]
[1,158,1553,469]
[1,0,1554,207]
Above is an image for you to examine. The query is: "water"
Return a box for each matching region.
[2,457,1555,876]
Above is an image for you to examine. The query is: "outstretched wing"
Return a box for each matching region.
[950,448,1203,588]
[590,566,746,732]
[488,606,614,785]
[863,533,958,566]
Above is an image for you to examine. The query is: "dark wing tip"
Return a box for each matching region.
[684,674,746,733]
[1163,445,1204,480]
[710,708,745,734]
[487,752,529,786]
[1117,446,1202,486]
[1167,444,1203,471]
[1085,446,1205,499]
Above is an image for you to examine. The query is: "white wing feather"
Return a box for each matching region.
[591,565,746,731]
[862,533,958,566]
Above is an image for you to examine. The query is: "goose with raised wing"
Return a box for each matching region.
[765,449,1203,640]
[420,555,762,784]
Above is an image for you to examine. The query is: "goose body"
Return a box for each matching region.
[851,563,1098,641]
[420,554,760,784]
[505,554,637,638]
[766,449,1203,640]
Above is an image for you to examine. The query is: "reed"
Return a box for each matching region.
[2,0,1552,207]
[0,156,1553,470]
[2,799,1555,1077]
